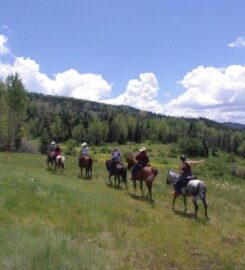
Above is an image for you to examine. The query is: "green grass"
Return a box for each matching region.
[0,144,245,269]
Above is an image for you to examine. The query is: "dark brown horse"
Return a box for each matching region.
[79,156,93,179]
[106,160,127,190]
[47,151,55,170]
[126,155,158,200]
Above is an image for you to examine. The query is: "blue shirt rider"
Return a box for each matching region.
[50,141,56,159]
[110,148,120,172]
[80,142,89,156]
[173,155,205,197]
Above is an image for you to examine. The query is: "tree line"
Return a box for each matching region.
[1,74,245,158]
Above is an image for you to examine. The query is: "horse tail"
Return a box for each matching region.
[152,168,158,176]
[89,158,93,170]
[197,181,206,199]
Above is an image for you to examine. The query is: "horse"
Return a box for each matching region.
[46,151,55,170]
[126,155,158,201]
[79,155,93,179]
[106,160,127,190]
[166,169,208,219]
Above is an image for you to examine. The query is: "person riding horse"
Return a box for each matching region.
[109,148,121,174]
[131,147,149,181]
[173,154,205,197]
[49,141,56,159]
[79,142,89,161]
[54,144,62,160]
[78,142,92,178]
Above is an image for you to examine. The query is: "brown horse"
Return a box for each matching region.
[79,156,93,179]
[126,155,158,200]
[47,151,55,170]
[106,160,127,190]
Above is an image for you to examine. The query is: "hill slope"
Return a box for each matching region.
[0,146,245,269]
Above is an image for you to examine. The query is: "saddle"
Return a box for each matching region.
[186,175,197,181]
[182,175,197,187]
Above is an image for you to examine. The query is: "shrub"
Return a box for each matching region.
[231,164,245,178]
[178,138,208,157]
[65,139,77,156]
[100,146,110,154]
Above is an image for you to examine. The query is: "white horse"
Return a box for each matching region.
[55,155,65,173]
[166,169,208,219]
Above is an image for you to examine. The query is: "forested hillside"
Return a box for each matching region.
[1,74,245,158]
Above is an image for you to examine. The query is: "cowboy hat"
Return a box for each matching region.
[51,141,56,145]
[81,142,87,147]
[139,147,146,152]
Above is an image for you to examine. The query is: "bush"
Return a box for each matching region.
[65,139,77,156]
[100,146,110,154]
[226,153,236,163]
[231,164,245,178]
[167,145,178,158]
[178,138,208,157]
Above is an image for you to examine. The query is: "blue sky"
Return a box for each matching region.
[1,0,245,123]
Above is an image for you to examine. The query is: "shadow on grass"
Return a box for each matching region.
[173,209,209,224]
[47,169,65,176]
[173,209,196,219]
[129,193,155,204]
[80,176,92,181]
[106,183,127,191]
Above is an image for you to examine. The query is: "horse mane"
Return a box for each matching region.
[168,169,179,178]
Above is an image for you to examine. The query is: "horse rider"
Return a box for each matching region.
[173,154,205,197]
[109,148,121,173]
[54,144,62,161]
[80,142,89,158]
[78,142,89,165]
[131,147,149,180]
[50,140,56,152]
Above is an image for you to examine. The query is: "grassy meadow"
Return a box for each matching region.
[0,143,245,270]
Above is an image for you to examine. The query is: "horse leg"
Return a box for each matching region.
[140,180,144,196]
[114,175,117,186]
[117,175,120,188]
[109,174,112,185]
[183,195,187,213]
[172,196,177,210]
[192,198,198,219]
[201,193,208,219]
[133,180,136,195]
[146,182,152,201]
[125,180,128,190]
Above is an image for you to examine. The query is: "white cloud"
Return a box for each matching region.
[163,65,245,123]
[0,34,9,55]
[104,73,163,113]
[1,32,245,124]
[0,57,112,101]
[228,36,245,48]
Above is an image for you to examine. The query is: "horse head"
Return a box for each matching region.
[126,155,135,170]
[166,169,179,185]
[105,160,111,171]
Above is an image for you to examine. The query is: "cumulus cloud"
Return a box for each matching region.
[0,34,9,55]
[228,36,245,48]
[1,32,245,123]
[0,57,112,101]
[104,73,163,113]
[163,65,245,123]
